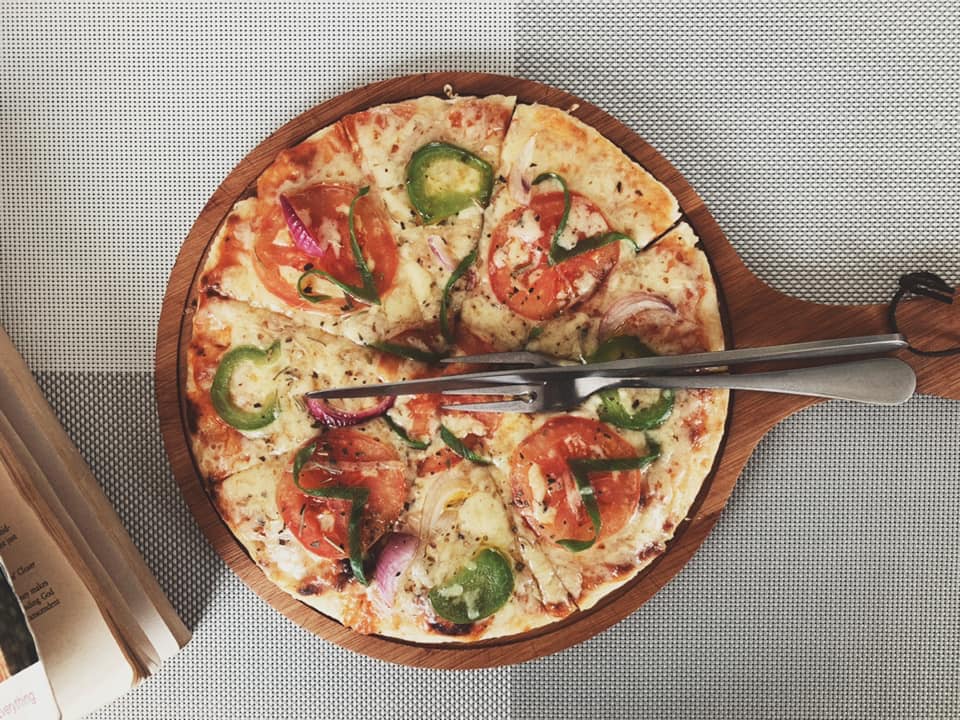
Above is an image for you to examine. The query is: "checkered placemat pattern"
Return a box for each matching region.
[1,3,957,718]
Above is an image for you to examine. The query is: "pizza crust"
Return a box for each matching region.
[461,103,685,354]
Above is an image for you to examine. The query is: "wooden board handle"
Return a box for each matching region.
[688,204,960,403]
[729,279,960,402]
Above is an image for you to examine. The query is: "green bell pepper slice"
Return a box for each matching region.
[597,389,675,430]
[439,247,477,344]
[588,335,674,431]
[292,442,370,585]
[587,335,655,363]
[406,142,494,223]
[558,439,662,552]
[428,548,514,624]
[295,272,331,304]
[440,425,491,465]
[531,172,639,265]
[210,340,281,431]
[597,388,675,431]
[383,414,430,450]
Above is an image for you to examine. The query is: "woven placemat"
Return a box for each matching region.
[1,3,957,718]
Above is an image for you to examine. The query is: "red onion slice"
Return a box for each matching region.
[600,292,677,336]
[280,194,328,257]
[305,395,395,427]
[464,268,477,291]
[508,135,537,205]
[427,235,457,271]
[374,532,419,606]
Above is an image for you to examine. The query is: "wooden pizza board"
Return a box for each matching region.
[155,73,960,669]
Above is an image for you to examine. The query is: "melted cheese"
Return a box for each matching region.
[226,357,280,419]
[556,199,608,250]
[508,208,542,246]
[458,492,513,548]
[440,412,489,440]
[317,217,343,255]
[526,464,558,526]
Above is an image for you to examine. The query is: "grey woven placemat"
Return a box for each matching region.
[2,3,957,718]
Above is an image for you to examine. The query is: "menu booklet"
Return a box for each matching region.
[0,328,190,718]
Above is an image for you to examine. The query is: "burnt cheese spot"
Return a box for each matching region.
[298,579,325,596]
[184,398,201,434]
[428,619,475,636]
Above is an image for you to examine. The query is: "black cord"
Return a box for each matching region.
[888,271,960,357]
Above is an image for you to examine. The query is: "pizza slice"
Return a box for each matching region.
[371,388,579,637]
[213,412,576,642]
[185,295,386,481]
[340,95,516,356]
[341,94,515,230]
[380,458,575,642]
[462,102,682,358]
[199,121,467,347]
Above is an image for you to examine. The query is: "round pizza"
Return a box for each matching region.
[185,93,728,643]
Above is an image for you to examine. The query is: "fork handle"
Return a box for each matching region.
[591,358,916,406]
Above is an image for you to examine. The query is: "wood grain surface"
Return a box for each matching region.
[155,72,960,669]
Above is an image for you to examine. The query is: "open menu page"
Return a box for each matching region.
[0,454,134,720]
[0,328,188,663]
[0,559,58,720]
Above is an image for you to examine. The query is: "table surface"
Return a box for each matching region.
[2,3,958,718]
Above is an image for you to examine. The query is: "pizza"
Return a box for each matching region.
[186,93,728,643]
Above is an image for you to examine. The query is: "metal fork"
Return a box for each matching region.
[441,357,917,413]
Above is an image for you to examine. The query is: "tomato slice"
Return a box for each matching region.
[510,416,647,546]
[488,192,619,320]
[405,394,442,439]
[446,326,498,368]
[276,430,406,559]
[254,183,398,310]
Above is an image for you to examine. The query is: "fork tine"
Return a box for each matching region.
[441,399,539,413]
[440,351,554,367]
[441,383,539,396]
[441,383,542,413]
